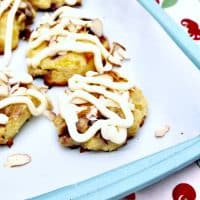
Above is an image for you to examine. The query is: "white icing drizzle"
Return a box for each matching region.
[0,71,48,125]
[69,73,134,91]
[0,89,47,116]
[59,72,135,144]
[0,0,21,68]
[27,6,127,73]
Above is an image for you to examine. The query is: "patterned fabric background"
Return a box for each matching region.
[123,1,200,199]
[157,0,200,43]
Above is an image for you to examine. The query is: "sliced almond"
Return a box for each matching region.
[43,110,56,121]
[155,125,170,137]
[107,55,121,67]
[90,19,103,37]
[67,20,78,32]
[110,42,128,63]
[0,72,9,83]
[110,42,126,54]
[19,1,27,9]
[12,87,27,96]
[39,86,49,94]
[86,106,98,120]
[8,78,19,86]
[76,118,89,133]
[9,83,20,94]
[106,71,127,82]
[4,154,31,168]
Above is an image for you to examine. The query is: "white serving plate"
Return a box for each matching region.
[0,0,200,199]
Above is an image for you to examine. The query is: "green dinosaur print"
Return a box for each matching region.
[162,0,178,8]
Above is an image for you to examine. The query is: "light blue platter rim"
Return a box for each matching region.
[31,135,200,200]
[31,0,200,199]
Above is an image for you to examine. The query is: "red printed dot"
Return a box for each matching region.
[124,192,136,200]
[155,0,160,3]
[172,183,196,200]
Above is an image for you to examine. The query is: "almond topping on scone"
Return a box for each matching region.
[0,70,52,146]
[0,0,36,66]
[27,6,128,86]
[53,71,148,151]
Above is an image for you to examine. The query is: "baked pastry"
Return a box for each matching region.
[27,6,127,86]
[0,0,36,58]
[0,70,51,146]
[53,71,147,151]
[29,0,82,10]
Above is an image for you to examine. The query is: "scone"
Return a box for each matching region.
[0,0,36,55]
[53,71,148,152]
[0,70,51,146]
[29,0,82,10]
[27,6,127,86]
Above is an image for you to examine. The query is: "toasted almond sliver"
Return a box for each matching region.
[0,72,9,83]
[155,125,170,138]
[43,110,56,121]
[111,42,128,62]
[12,87,27,96]
[4,154,31,168]
[39,86,49,94]
[10,83,20,94]
[107,55,121,67]
[90,18,103,37]
[19,1,27,9]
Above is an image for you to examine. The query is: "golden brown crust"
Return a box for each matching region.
[0,104,31,146]
[27,36,109,86]
[28,52,96,86]
[53,87,148,152]
[0,80,52,147]
[0,1,36,54]
[0,97,52,147]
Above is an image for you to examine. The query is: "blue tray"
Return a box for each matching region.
[32,135,200,200]
[31,1,200,199]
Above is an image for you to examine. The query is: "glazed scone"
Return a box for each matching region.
[29,0,82,10]
[53,71,148,152]
[0,70,51,146]
[0,0,36,55]
[27,6,127,86]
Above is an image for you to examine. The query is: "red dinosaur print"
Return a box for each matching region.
[124,193,136,200]
[172,183,196,200]
[181,18,200,40]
